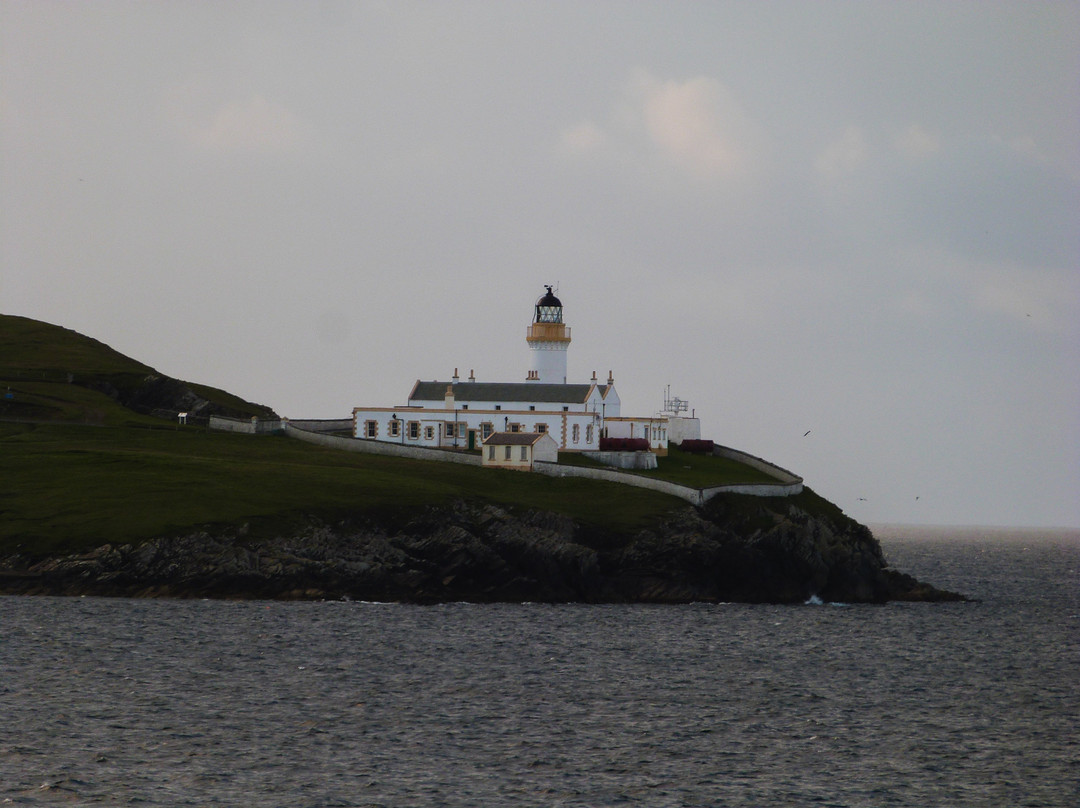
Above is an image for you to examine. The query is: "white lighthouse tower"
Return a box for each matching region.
[525,285,571,384]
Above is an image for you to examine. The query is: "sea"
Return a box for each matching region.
[1,526,1076,807]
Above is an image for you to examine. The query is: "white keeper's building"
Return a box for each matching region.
[352,286,698,454]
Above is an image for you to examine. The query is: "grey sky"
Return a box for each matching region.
[3,2,1077,528]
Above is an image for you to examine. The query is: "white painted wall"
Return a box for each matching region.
[588,451,658,470]
[598,386,620,418]
[528,341,568,383]
[667,416,701,444]
[286,423,482,465]
[534,433,559,463]
[604,416,670,451]
[353,406,602,451]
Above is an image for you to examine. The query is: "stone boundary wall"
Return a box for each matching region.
[209,415,282,434]
[284,423,482,466]
[208,415,253,433]
[533,462,802,506]
[286,418,353,433]
[587,450,658,470]
[712,444,803,486]
[208,415,258,434]
[699,481,804,500]
[534,462,706,504]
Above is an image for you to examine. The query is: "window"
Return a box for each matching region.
[481,422,493,439]
[424,425,435,440]
[572,423,580,443]
[495,405,501,411]
[488,446,495,460]
[388,420,400,438]
[535,423,547,434]
[586,424,593,443]
[408,421,420,440]
[520,446,528,460]
[529,405,535,411]
[504,446,512,460]
[563,406,569,412]
[462,405,468,410]
[643,425,650,441]
[508,423,521,433]
[445,422,460,439]
[364,420,377,439]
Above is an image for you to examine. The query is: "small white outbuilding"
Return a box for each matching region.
[482,432,559,471]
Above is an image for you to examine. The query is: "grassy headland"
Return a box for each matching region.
[2,313,963,604]
[2,314,964,604]
[1,420,696,557]
[1,313,776,558]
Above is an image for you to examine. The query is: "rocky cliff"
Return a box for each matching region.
[0,493,963,603]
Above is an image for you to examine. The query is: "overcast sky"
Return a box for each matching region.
[3,2,1077,528]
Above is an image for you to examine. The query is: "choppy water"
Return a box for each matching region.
[1,527,1077,807]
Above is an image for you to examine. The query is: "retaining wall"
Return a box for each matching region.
[284,423,482,465]
[534,462,705,504]
[533,462,802,506]
[587,450,658,470]
[210,415,253,434]
[712,444,803,486]
[286,418,353,433]
[209,415,283,434]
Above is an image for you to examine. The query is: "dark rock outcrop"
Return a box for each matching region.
[100,373,277,421]
[0,494,965,603]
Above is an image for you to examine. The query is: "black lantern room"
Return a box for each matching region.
[534,285,563,324]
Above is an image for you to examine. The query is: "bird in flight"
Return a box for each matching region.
[803,430,811,437]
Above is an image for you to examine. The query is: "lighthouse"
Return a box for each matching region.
[525,285,571,383]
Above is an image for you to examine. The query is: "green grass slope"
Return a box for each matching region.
[0,421,687,557]
[0,314,273,424]
[0,314,154,377]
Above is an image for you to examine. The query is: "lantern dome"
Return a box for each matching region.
[534,285,563,323]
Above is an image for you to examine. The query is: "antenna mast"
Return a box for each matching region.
[662,385,689,415]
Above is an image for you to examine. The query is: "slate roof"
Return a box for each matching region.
[483,432,549,446]
[409,381,606,405]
